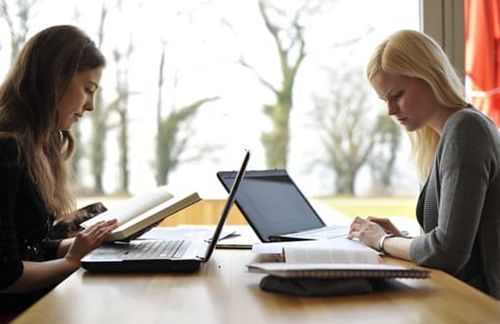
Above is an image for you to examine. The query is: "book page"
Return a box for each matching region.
[281,238,381,264]
[284,246,381,264]
[80,186,173,228]
[112,192,199,233]
[252,237,377,255]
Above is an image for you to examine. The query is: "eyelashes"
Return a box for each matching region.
[390,90,403,101]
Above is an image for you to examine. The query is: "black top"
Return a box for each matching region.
[0,138,61,314]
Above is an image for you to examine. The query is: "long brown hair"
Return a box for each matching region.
[0,25,106,220]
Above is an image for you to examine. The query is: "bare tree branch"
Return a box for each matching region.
[238,57,279,95]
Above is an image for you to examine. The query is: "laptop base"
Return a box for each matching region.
[82,258,202,273]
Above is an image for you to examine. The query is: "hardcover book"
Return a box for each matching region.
[80,187,201,241]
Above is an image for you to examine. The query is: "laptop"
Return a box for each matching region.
[81,150,250,273]
[216,169,349,242]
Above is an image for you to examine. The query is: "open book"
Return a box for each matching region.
[80,187,201,241]
[248,239,429,279]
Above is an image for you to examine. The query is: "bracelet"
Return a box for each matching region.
[378,234,395,254]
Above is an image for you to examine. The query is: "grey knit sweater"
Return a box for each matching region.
[410,107,500,299]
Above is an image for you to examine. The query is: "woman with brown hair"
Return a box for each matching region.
[0,25,117,315]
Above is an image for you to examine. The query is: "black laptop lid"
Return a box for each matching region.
[201,150,249,261]
[216,169,325,242]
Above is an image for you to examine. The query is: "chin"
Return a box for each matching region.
[58,123,72,131]
[405,124,422,132]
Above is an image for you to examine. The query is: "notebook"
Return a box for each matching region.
[247,263,430,279]
[81,150,250,273]
[216,169,349,242]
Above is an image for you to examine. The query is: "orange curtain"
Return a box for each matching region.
[465,0,500,126]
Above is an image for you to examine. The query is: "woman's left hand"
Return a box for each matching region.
[348,216,387,250]
[64,219,118,264]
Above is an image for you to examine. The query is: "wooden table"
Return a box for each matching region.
[13,248,500,324]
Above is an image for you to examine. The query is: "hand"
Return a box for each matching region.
[117,219,163,242]
[366,216,405,237]
[347,216,388,250]
[53,202,109,239]
[64,219,118,264]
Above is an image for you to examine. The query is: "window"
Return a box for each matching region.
[1,0,434,228]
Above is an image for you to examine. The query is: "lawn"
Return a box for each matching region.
[318,196,418,220]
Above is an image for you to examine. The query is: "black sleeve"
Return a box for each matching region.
[0,140,24,289]
[41,239,62,260]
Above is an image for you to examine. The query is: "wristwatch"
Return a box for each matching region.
[378,234,395,254]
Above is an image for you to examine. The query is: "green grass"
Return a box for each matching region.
[318,196,417,220]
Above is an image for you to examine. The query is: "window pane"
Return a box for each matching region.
[0,0,420,231]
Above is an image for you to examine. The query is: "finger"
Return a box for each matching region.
[349,230,361,239]
[353,216,365,222]
[95,225,115,238]
[82,221,106,234]
[80,226,110,245]
[350,216,365,226]
[90,227,114,246]
[97,219,118,229]
[95,230,112,244]
[349,222,361,232]
[86,220,117,235]
[369,217,388,225]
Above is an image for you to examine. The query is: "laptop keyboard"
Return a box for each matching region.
[124,239,190,260]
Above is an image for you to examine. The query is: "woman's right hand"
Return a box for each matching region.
[64,219,118,265]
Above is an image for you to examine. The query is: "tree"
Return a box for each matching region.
[70,6,85,187]
[86,2,131,194]
[234,0,370,169]
[311,67,400,195]
[112,40,134,194]
[0,0,37,65]
[239,0,316,169]
[369,115,402,195]
[156,97,219,185]
[155,41,219,185]
[88,4,109,194]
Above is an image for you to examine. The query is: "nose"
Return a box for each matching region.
[84,98,95,112]
[387,100,398,116]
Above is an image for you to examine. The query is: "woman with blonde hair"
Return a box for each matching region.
[0,25,117,316]
[349,30,500,299]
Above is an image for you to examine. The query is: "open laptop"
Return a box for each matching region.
[217,169,349,242]
[81,150,250,273]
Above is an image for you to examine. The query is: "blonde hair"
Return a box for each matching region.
[0,26,105,220]
[366,30,467,181]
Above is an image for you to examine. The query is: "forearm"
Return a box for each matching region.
[383,237,412,261]
[0,258,80,293]
[57,238,74,258]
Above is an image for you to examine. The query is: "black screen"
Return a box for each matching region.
[217,170,325,242]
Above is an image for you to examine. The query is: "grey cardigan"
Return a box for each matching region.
[410,107,500,299]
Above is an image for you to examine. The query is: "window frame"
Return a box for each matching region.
[421,0,465,78]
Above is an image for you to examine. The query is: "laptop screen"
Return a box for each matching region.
[217,170,325,242]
